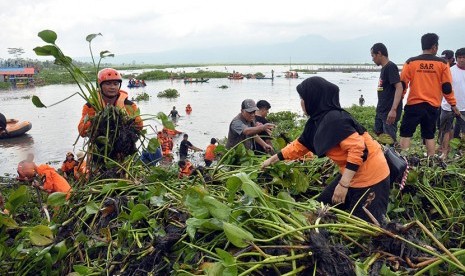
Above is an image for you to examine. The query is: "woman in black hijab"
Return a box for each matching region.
[261,77,390,223]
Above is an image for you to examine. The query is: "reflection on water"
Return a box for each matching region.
[0,134,34,149]
[0,66,379,175]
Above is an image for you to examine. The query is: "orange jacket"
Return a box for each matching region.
[159,136,173,156]
[36,164,72,199]
[400,54,456,107]
[61,160,78,173]
[74,160,89,181]
[280,132,389,188]
[162,127,182,137]
[78,91,143,137]
[205,144,216,161]
[178,161,194,178]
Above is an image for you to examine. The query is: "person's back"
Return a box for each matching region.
[204,138,217,166]
[36,164,72,197]
[399,33,458,156]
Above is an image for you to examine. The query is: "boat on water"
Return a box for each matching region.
[0,120,32,139]
[127,82,147,88]
[183,78,209,83]
[127,79,147,88]
[228,72,244,80]
[285,71,299,78]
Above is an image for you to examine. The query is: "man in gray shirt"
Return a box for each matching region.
[226,99,275,151]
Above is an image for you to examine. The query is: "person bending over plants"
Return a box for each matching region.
[261,76,390,224]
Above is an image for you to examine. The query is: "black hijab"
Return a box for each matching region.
[296,77,366,156]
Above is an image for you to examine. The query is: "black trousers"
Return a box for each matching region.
[317,174,390,223]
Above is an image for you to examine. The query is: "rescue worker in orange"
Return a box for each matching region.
[185,104,192,114]
[74,151,89,181]
[61,152,78,180]
[32,164,72,200]
[178,160,194,178]
[204,138,217,167]
[261,76,390,223]
[158,131,174,157]
[399,33,460,156]
[162,126,182,137]
[78,68,143,137]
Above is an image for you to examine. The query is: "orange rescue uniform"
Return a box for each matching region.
[61,160,78,174]
[280,132,389,188]
[204,144,216,161]
[74,160,89,181]
[78,91,143,137]
[400,54,456,107]
[178,161,194,178]
[36,164,72,199]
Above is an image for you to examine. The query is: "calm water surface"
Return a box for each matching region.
[0,65,379,175]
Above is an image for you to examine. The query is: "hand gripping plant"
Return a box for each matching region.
[33,30,145,178]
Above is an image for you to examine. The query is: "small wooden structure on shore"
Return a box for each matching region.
[0,67,36,88]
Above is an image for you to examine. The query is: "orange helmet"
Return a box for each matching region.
[97,68,122,86]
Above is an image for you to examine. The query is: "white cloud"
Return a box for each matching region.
[0,0,464,60]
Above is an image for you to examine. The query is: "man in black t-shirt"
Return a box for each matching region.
[179,133,202,160]
[371,43,403,142]
[254,100,273,154]
[169,106,180,122]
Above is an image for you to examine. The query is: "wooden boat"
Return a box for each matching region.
[0,120,32,139]
[228,73,244,80]
[183,78,209,83]
[285,71,299,78]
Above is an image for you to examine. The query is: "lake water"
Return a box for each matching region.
[0,65,379,176]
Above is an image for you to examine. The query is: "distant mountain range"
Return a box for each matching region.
[78,22,464,65]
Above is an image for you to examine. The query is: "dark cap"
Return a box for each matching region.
[441,50,454,59]
[241,99,259,112]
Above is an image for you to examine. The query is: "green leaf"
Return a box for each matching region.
[46,192,67,207]
[223,222,254,248]
[236,173,261,198]
[147,138,160,153]
[86,33,102,42]
[276,192,295,210]
[85,202,99,215]
[150,195,165,207]
[0,215,18,228]
[186,218,223,239]
[29,225,54,246]
[33,45,59,57]
[203,196,231,221]
[184,186,210,219]
[449,138,461,150]
[38,30,57,44]
[215,248,235,266]
[214,248,238,276]
[73,265,92,275]
[206,262,225,276]
[129,204,150,222]
[53,240,68,261]
[5,186,30,213]
[32,95,47,108]
[226,176,241,203]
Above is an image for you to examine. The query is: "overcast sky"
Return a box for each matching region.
[1,0,464,62]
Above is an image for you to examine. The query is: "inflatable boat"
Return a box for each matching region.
[0,120,32,139]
